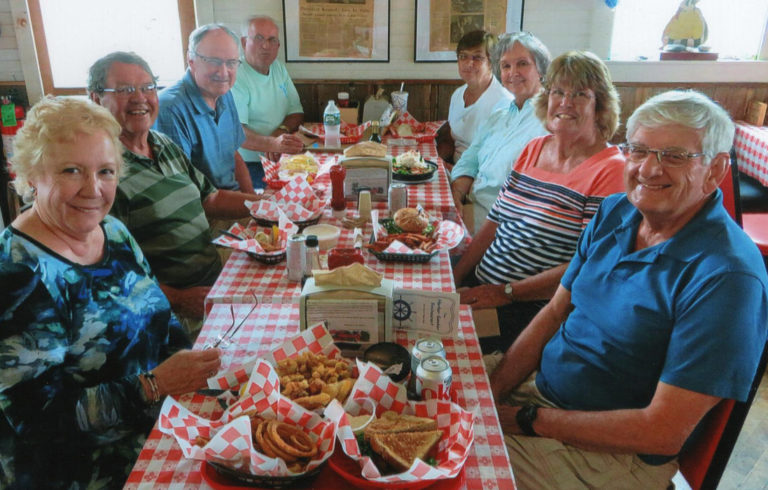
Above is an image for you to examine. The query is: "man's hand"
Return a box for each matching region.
[496,404,524,435]
[267,133,304,161]
[458,284,509,308]
[152,348,222,395]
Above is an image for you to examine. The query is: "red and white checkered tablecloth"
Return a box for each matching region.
[734,121,768,187]
[125,303,516,489]
[206,208,456,309]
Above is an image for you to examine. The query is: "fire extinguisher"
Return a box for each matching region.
[1,96,25,162]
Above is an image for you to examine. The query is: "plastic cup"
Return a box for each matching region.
[391,90,408,113]
[345,397,376,435]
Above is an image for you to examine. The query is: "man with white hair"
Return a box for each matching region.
[491,90,768,489]
[232,15,304,187]
[155,23,254,192]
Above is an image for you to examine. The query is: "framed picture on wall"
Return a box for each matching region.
[414,0,524,62]
[283,0,390,62]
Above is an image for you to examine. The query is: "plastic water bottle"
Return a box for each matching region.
[323,100,341,149]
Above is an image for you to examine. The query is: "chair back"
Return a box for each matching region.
[720,150,742,225]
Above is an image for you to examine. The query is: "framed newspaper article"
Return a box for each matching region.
[283,0,390,62]
[414,0,524,62]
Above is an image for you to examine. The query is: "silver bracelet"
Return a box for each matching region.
[141,371,161,404]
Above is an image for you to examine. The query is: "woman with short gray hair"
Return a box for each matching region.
[451,31,552,232]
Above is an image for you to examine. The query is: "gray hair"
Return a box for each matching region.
[188,23,239,57]
[626,90,735,163]
[241,15,279,36]
[87,51,157,95]
[492,31,551,80]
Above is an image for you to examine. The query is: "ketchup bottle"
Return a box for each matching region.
[330,164,346,218]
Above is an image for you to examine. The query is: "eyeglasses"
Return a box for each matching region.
[101,83,157,97]
[619,143,706,168]
[249,34,279,46]
[457,53,487,63]
[193,52,242,69]
[548,88,592,104]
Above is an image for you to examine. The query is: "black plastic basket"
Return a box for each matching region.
[368,233,437,263]
[254,215,322,231]
[247,250,287,264]
[207,460,323,488]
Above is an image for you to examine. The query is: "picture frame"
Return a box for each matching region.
[414,0,525,62]
[283,0,390,62]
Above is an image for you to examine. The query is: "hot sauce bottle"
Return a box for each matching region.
[330,164,346,218]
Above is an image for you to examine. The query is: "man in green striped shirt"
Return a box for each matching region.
[88,51,267,335]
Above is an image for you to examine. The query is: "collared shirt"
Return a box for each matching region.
[539,191,768,412]
[232,59,303,162]
[154,70,246,190]
[448,77,513,160]
[111,130,222,288]
[451,97,548,225]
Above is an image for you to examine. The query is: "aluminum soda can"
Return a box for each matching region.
[415,355,452,401]
[286,234,306,282]
[388,183,408,217]
[410,338,445,376]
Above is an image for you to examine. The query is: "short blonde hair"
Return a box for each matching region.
[11,96,123,200]
[533,51,621,141]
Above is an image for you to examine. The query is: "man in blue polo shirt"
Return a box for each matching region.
[155,23,254,192]
[489,90,768,489]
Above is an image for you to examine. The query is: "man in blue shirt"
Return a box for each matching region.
[155,24,253,192]
[490,90,768,489]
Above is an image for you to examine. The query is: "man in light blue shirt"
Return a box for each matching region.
[232,15,304,188]
[155,24,253,192]
[450,32,551,233]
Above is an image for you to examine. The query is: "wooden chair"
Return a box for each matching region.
[675,155,768,489]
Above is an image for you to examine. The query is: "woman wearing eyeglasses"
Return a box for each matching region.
[437,30,513,166]
[0,97,221,488]
[453,51,626,355]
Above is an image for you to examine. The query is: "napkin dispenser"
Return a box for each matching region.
[299,277,393,357]
[340,156,391,201]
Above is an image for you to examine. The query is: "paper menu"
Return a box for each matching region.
[391,289,459,336]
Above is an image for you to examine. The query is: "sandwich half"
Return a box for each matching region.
[368,430,442,473]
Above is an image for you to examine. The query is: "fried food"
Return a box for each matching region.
[366,232,439,253]
[279,153,319,175]
[243,225,282,252]
[276,352,355,409]
[249,415,319,473]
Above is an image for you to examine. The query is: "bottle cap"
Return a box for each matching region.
[305,235,319,247]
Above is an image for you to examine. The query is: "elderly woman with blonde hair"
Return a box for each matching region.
[0,97,220,488]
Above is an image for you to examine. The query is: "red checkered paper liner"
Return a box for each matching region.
[207,321,343,390]
[372,210,464,254]
[211,216,298,255]
[388,112,444,143]
[308,121,371,144]
[325,359,475,483]
[158,359,339,477]
[245,176,325,223]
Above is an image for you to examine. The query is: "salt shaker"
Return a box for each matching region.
[304,235,321,277]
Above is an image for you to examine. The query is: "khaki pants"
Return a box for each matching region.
[503,374,679,490]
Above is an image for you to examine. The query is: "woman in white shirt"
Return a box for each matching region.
[437,30,513,166]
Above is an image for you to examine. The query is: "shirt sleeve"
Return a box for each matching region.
[451,111,497,180]
[283,75,304,115]
[231,75,251,126]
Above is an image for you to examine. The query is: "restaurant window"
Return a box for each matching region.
[610,0,768,61]
[28,0,196,96]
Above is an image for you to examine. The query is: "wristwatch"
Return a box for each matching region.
[516,404,539,436]
[504,282,514,299]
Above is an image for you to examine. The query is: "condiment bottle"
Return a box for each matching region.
[330,164,346,219]
[358,190,372,221]
[369,120,381,143]
[304,235,321,277]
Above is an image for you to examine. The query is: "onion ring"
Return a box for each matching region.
[268,420,318,458]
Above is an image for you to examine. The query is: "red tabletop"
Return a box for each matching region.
[125,303,516,489]
[734,121,768,187]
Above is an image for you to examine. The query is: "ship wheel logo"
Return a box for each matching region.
[393,299,411,321]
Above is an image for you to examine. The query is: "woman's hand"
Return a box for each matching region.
[152,348,222,396]
[458,284,509,308]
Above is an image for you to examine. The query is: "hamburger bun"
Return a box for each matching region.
[343,141,387,158]
[394,207,429,233]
